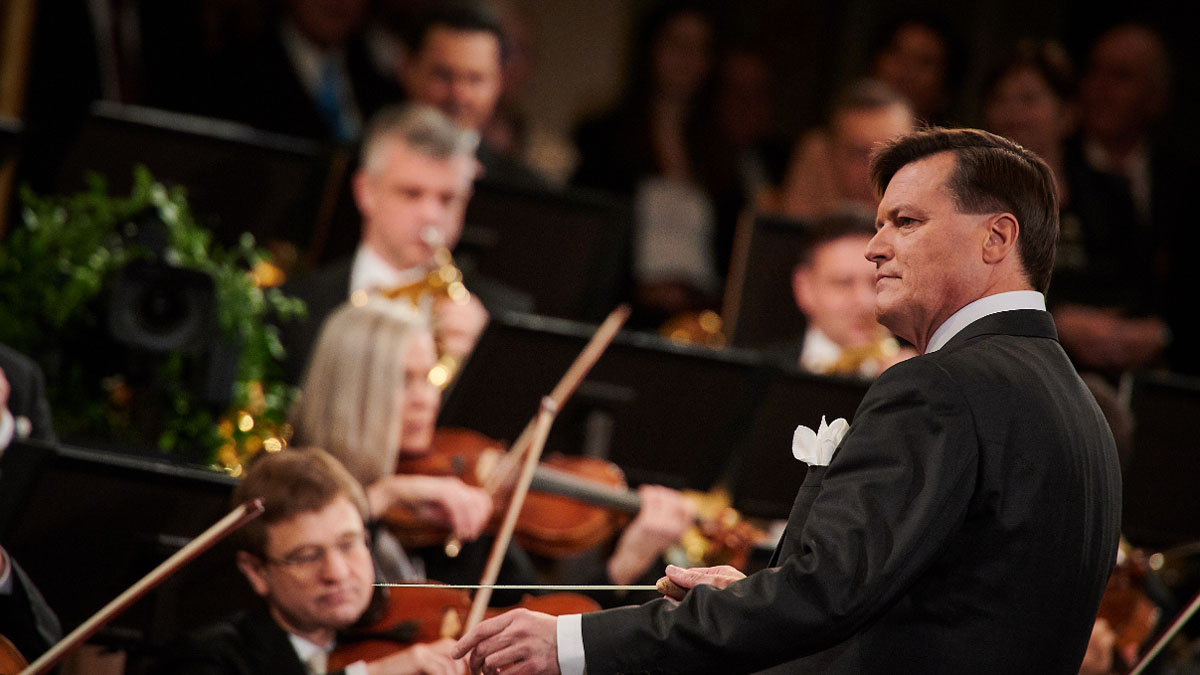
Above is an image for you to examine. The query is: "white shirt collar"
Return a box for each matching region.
[349,245,425,296]
[798,326,842,373]
[287,632,332,673]
[925,290,1046,354]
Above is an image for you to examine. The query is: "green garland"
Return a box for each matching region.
[0,166,305,470]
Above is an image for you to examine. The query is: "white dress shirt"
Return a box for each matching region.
[288,632,368,675]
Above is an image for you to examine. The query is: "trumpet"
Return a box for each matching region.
[376,227,471,307]
[374,227,472,388]
[824,336,903,377]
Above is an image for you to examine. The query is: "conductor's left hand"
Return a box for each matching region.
[452,609,560,675]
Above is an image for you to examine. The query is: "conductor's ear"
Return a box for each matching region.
[982,213,1019,265]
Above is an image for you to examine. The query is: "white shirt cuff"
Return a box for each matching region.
[343,660,368,675]
[556,613,586,675]
[0,408,14,452]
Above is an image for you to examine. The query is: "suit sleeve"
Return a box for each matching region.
[580,359,980,674]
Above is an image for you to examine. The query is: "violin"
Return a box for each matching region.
[1096,541,1159,672]
[387,427,629,558]
[1,635,27,675]
[327,583,598,671]
[385,427,765,568]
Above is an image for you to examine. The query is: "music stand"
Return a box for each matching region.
[456,180,633,323]
[728,368,871,520]
[722,212,813,349]
[0,439,249,652]
[1122,370,1200,549]
[439,311,769,489]
[57,102,338,252]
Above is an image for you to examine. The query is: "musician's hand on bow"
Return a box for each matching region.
[453,608,560,675]
[434,295,488,361]
[369,474,494,542]
[655,563,746,601]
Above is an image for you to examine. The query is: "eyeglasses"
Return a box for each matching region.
[263,532,372,574]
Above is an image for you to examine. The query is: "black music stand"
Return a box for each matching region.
[456,180,633,323]
[728,368,871,520]
[722,213,812,349]
[0,439,249,656]
[439,311,769,490]
[57,102,337,252]
[1122,370,1200,549]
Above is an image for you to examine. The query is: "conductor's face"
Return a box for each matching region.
[867,151,991,351]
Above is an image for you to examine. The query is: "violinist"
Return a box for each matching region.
[1,346,62,665]
[289,299,695,596]
[278,103,531,387]
[155,446,464,675]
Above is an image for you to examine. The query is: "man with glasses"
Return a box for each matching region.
[157,447,464,674]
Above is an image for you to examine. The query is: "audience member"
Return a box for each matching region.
[866,10,965,126]
[980,39,1168,377]
[571,1,723,326]
[154,446,465,674]
[278,104,529,386]
[478,0,537,164]
[774,79,915,222]
[1070,22,1198,375]
[206,0,403,143]
[701,46,792,284]
[16,0,214,193]
[776,207,916,378]
[401,1,545,186]
[289,299,695,598]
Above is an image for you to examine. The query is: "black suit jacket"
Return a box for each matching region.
[580,309,1122,674]
[154,607,327,675]
[0,552,62,665]
[0,344,56,444]
[208,24,402,143]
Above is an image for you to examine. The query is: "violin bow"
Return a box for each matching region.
[1129,586,1200,675]
[482,304,631,495]
[461,304,631,632]
[440,304,630,555]
[19,499,265,675]
[464,397,559,631]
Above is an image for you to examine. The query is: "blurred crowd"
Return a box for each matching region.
[6,0,1195,383]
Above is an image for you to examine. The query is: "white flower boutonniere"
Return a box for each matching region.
[792,416,850,467]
